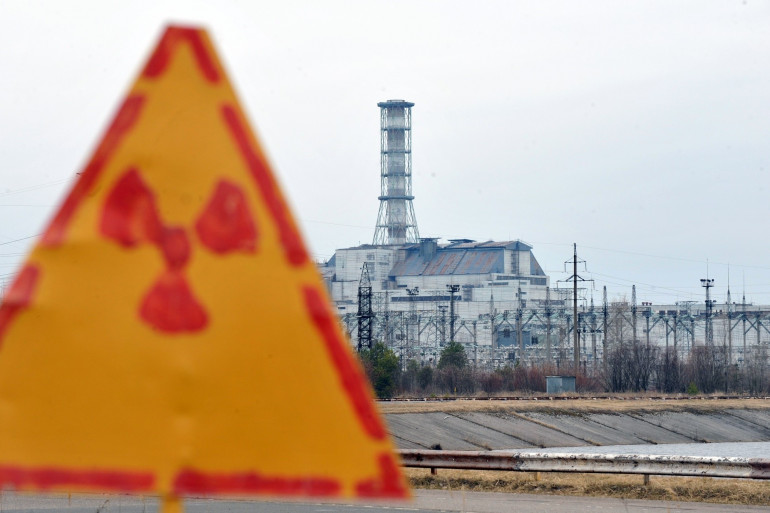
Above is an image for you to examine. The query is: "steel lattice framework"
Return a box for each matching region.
[373,100,419,245]
[357,262,373,351]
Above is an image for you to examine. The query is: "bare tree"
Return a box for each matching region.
[684,346,726,394]
[742,345,769,394]
[656,347,681,393]
[604,340,657,392]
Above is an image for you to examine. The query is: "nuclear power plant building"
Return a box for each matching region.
[321,100,553,358]
[324,239,551,339]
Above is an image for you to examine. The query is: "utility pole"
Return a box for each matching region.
[691,317,696,354]
[602,286,609,374]
[726,271,732,366]
[631,285,637,344]
[562,244,590,375]
[643,303,651,348]
[590,295,597,368]
[701,277,715,346]
[672,311,678,352]
[356,263,373,351]
[438,305,448,346]
[573,245,578,373]
[726,284,732,392]
[742,287,747,367]
[489,292,496,350]
[406,286,419,360]
[383,291,390,347]
[516,287,524,364]
[447,284,459,343]
[563,314,570,370]
[545,286,552,366]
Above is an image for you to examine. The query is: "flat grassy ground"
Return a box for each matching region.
[380,396,770,414]
[407,468,770,506]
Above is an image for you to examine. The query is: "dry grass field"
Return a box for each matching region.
[380,396,770,415]
[407,468,770,505]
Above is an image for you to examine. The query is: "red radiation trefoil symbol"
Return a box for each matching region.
[100,168,257,333]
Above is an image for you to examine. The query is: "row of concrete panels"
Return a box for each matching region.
[385,409,770,450]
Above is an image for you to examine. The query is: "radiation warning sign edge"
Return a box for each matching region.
[0,464,155,492]
[220,104,309,267]
[0,265,40,344]
[0,460,407,499]
[142,26,221,83]
[41,95,146,248]
[302,286,386,441]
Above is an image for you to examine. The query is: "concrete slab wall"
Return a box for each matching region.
[385,409,770,450]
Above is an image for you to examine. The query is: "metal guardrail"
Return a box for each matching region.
[398,449,770,480]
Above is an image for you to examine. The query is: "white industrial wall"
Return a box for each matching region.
[333,248,397,283]
[518,251,531,275]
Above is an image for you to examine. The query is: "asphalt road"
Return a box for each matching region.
[0,490,767,513]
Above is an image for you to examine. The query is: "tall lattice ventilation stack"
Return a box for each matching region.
[373,100,419,245]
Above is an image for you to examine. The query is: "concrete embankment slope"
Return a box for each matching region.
[380,398,770,450]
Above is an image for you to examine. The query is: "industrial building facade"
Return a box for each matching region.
[320,99,555,363]
[320,238,552,361]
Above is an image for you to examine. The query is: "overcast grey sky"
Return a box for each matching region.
[1,1,769,306]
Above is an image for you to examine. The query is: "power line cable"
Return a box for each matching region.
[533,240,770,272]
[0,178,74,198]
[0,234,40,246]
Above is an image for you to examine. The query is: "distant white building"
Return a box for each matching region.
[320,238,552,356]
[318,99,558,363]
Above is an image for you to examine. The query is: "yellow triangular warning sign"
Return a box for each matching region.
[0,25,407,501]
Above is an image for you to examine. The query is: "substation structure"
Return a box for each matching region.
[335,283,770,371]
